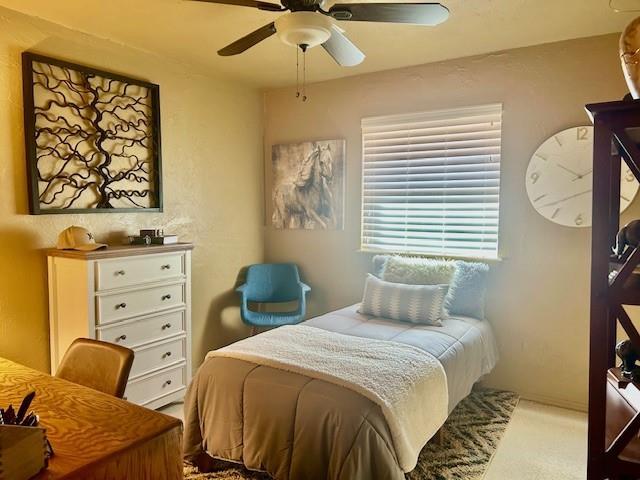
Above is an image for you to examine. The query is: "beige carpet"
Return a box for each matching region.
[184,389,519,480]
[483,400,587,480]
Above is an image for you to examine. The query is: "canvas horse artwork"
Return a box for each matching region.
[271,140,345,230]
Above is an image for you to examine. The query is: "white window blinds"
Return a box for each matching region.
[361,104,502,259]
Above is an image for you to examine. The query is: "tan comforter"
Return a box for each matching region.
[209,325,447,471]
[184,356,405,479]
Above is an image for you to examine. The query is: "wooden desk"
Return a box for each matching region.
[0,357,183,479]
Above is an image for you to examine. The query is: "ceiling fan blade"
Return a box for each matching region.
[189,0,282,12]
[322,27,365,67]
[328,3,449,25]
[218,22,277,56]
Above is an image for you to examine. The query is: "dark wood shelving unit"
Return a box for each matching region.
[588,100,640,480]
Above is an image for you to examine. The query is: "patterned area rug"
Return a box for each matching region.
[184,389,519,480]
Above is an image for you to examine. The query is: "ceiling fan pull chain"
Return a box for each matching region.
[296,47,301,99]
[302,46,308,102]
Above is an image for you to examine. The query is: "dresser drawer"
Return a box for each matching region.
[129,337,186,379]
[125,364,186,406]
[96,253,184,291]
[97,310,185,348]
[97,283,185,325]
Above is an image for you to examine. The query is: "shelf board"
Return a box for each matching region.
[617,289,640,306]
[607,369,640,463]
[586,99,640,121]
[609,263,640,305]
[612,457,640,476]
[609,368,640,393]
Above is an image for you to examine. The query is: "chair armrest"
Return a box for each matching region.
[235,284,250,322]
[293,283,310,318]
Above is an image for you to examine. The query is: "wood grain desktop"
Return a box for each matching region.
[0,357,183,479]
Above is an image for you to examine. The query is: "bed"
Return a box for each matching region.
[183,304,498,480]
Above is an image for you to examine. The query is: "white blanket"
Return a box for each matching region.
[207,324,448,472]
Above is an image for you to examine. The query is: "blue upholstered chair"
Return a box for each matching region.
[236,263,310,333]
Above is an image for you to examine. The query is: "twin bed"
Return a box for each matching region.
[184,303,498,479]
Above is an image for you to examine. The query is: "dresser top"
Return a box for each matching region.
[46,242,194,260]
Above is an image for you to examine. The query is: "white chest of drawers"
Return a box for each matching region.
[47,243,193,410]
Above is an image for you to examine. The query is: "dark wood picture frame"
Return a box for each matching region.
[22,52,163,215]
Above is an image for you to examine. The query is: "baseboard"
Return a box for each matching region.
[518,390,588,413]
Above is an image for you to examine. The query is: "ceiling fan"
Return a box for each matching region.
[189,0,449,67]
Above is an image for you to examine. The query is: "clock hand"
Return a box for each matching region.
[538,189,592,208]
[571,169,593,181]
[555,163,582,179]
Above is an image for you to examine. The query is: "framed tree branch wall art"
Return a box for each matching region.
[21,52,163,214]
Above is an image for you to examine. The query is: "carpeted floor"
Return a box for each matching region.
[184,388,519,480]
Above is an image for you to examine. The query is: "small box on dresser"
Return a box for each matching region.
[46,243,193,410]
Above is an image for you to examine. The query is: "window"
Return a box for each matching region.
[361,104,502,259]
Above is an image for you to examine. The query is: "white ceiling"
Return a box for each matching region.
[0,0,636,88]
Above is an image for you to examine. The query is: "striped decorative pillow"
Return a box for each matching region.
[359,274,448,326]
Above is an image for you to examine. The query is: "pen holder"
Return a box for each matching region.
[0,424,48,479]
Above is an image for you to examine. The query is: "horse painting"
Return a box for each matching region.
[271,140,345,230]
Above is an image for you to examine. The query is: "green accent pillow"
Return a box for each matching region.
[381,256,456,285]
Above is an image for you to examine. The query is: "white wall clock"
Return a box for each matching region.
[526,126,640,228]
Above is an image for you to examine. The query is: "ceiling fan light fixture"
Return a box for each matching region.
[275,12,333,48]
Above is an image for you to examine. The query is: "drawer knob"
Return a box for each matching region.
[161,294,172,301]
[115,270,126,276]
[162,351,172,359]
[161,264,171,270]
[161,323,172,330]
[162,380,172,388]
[115,303,127,310]
[116,334,127,342]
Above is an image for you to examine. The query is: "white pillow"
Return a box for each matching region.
[359,274,448,326]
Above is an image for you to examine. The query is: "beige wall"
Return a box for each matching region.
[0,7,264,373]
[263,33,637,411]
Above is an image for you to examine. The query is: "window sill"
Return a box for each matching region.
[357,248,505,263]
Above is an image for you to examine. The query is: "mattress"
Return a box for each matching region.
[303,304,499,412]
